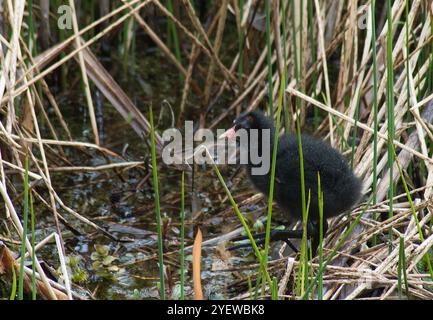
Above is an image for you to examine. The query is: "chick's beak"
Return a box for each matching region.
[219,126,237,140]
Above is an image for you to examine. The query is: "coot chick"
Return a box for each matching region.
[221,110,362,255]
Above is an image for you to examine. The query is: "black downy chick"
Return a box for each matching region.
[221,110,362,256]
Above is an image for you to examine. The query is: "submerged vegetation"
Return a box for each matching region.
[0,0,432,300]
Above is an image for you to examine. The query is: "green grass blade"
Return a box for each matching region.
[317,173,324,300]
[166,0,182,70]
[405,0,410,114]
[290,0,307,297]
[254,268,263,299]
[386,0,395,249]
[27,0,36,56]
[10,265,17,300]
[264,68,286,266]
[350,92,361,169]
[298,190,310,298]
[398,236,409,299]
[303,197,373,298]
[401,237,409,298]
[209,158,272,287]
[371,0,379,246]
[149,105,165,300]
[280,0,289,133]
[247,275,253,300]
[18,156,30,300]
[290,0,299,83]
[271,276,278,300]
[391,144,433,281]
[30,191,36,300]
[265,0,274,116]
[238,0,244,78]
[180,171,185,300]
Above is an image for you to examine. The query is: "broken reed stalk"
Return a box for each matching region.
[193,228,203,300]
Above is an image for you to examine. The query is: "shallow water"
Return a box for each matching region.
[26,34,262,299]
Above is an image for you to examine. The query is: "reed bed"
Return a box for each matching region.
[0,0,432,300]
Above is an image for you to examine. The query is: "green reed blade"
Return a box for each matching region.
[317,173,324,300]
[391,144,433,281]
[303,197,373,298]
[210,159,272,287]
[30,191,36,300]
[265,0,274,116]
[264,68,286,267]
[18,156,30,300]
[271,276,278,300]
[180,171,185,300]
[371,0,379,246]
[10,265,17,300]
[386,0,395,249]
[149,105,165,300]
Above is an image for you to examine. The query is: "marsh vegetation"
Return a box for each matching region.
[0,0,433,300]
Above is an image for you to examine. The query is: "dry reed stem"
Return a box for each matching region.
[193,228,204,300]
[0,180,57,299]
[68,0,99,146]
